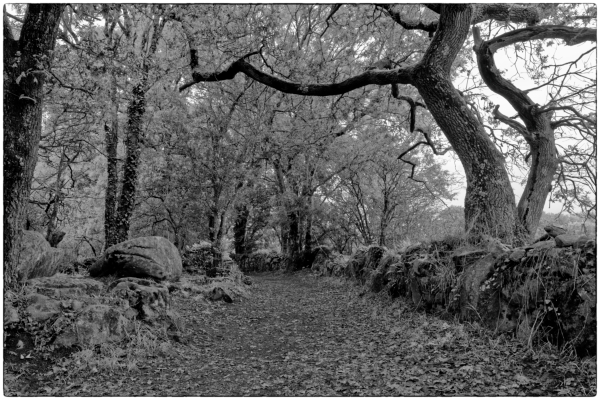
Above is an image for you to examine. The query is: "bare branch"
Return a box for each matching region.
[320,4,342,37]
[5,11,24,23]
[492,105,532,141]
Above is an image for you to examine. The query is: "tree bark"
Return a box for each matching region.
[233,204,250,255]
[115,83,146,243]
[104,72,120,248]
[3,4,65,288]
[113,9,165,244]
[413,5,517,242]
[46,147,67,246]
[287,209,301,270]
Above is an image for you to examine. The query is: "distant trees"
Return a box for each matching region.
[332,130,453,247]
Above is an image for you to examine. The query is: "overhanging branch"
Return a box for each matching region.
[180,57,415,95]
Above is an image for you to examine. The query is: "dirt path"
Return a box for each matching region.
[14,271,595,396]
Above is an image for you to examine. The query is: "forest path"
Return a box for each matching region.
[59,270,571,396]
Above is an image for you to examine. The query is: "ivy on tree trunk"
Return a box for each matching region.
[115,82,146,244]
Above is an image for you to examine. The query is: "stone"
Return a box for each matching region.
[25,293,61,322]
[47,230,66,247]
[458,254,498,319]
[411,258,435,277]
[108,277,170,321]
[182,242,213,274]
[4,302,20,325]
[482,235,511,255]
[544,224,567,238]
[90,236,182,281]
[525,240,556,252]
[208,287,233,303]
[55,304,129,347]
[16,230,65,280]
[452,248,487,271]
[555,234,591,248]
[509,248,526,262]
[27,275,105,298]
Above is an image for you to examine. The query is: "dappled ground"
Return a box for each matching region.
[5,271,596,396]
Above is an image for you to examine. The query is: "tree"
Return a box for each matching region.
[4,4,66,287]
[336,130,453,247]
[177,4,596,244]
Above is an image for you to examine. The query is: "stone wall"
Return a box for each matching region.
[234,252,289,273]
[310,237,596,357]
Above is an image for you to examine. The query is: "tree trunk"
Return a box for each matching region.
[115,83,146,243]
[208,211,216,242]
[517,125,557,238]
[104,72,120,248]
[233,204,249,255]
[3,5,65,288]
[287,209,302,270]
[473,26,560,240]
[46,147,67,246]
[414,5,516,242]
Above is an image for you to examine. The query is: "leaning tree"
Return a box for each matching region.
[174,4,596,244]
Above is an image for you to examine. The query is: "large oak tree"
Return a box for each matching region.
[4,4,65,288]
[177,4,596,244]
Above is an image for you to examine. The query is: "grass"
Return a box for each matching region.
[59,320,174,374]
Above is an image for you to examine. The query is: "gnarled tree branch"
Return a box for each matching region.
[486,25,596,53]
[375,4,437,33]
[180,57,415,95]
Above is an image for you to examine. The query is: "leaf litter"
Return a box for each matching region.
[4,270,596,396]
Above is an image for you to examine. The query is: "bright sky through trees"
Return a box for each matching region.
[448,37,596,214]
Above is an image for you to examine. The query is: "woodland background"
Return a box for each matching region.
[4,3,596,270]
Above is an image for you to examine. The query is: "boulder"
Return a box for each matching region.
[25,293,62,322]
[16,230,65,280]
[108,277,170,321]
[544,224,568,238]
[55,304,129,347]
[555,234,591,248]
[90,236,182,281]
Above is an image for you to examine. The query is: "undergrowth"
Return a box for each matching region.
[59,320,174,374]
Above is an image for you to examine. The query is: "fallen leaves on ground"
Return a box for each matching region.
[4,271,596,396]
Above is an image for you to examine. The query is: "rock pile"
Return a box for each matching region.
[4,274,175,352]
[182,242,235,277]
[236,251,289,273]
